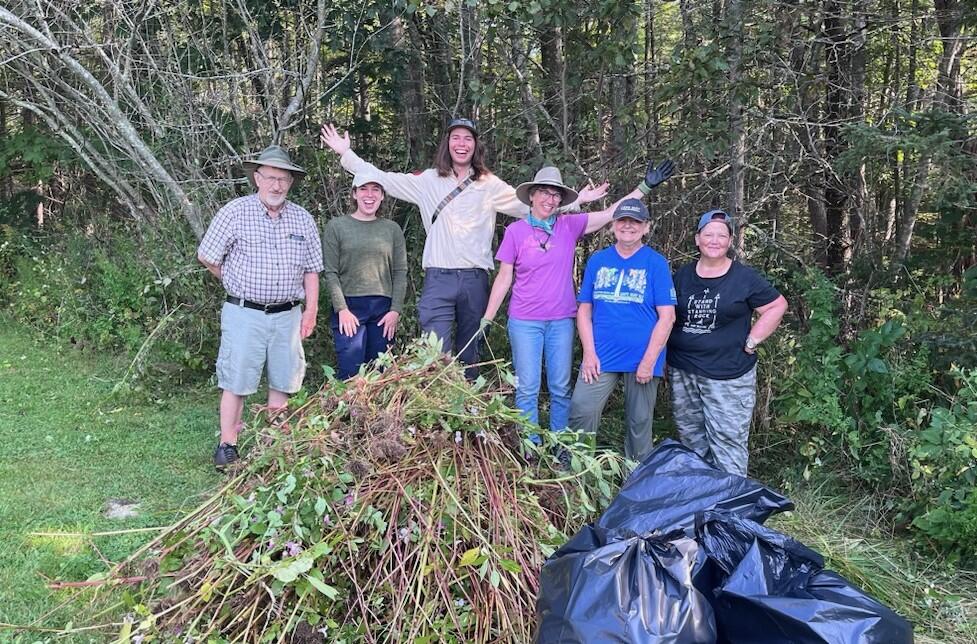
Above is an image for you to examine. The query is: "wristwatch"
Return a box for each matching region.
[745,336,759,351]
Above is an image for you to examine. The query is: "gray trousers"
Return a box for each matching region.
[568,371,660,462]
[417,268,488,380]
[668,365,756,477]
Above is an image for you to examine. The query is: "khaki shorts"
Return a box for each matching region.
[216,302,306,396]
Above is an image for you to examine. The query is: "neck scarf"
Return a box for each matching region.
[527,213,556,234]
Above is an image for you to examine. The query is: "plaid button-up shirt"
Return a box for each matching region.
[198,194,324,304]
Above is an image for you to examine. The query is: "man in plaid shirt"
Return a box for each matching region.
[197,145,324,469]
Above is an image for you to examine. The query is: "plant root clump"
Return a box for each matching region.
[109,337,627,643]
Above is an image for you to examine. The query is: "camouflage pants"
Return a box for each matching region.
[668,365,756,477]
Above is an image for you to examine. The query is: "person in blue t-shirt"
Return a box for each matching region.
[568,199,677,462]
[667,210,788,476]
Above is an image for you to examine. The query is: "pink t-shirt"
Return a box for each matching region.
[495,213,588,320]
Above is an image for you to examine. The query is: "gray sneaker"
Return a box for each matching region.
[214,442,239,470]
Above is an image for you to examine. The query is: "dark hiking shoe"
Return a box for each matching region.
[214,442,240,470]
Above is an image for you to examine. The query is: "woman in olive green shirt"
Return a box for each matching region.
[322,171,408,379]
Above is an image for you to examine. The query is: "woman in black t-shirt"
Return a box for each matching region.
[666,210,788,476]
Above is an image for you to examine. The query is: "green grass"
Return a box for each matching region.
[0,321,220,641]
[0,319,975,642]
[770,484,977,644]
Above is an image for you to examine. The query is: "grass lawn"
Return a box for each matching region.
[0,319,975,642]
[0,322,220,640]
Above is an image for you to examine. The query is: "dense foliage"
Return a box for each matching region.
[0,0,975,564]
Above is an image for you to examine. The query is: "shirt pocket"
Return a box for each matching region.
[281,233,309,270]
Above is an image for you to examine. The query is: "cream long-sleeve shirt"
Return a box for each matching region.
[339,150,527,271]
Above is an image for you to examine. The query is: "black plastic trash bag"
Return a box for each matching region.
[696,510,914,644]
[596,440,793,536]
[536,525,716,643]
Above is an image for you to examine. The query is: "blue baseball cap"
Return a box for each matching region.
[697,209,734,233]
[612,198,650,222]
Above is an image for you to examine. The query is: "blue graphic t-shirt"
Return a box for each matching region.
[578,245,677,374]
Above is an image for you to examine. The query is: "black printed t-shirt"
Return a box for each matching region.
[667,261,780,379]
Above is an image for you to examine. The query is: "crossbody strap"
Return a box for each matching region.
[431,175,476,225]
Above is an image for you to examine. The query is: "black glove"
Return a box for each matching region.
[644,159,675,189]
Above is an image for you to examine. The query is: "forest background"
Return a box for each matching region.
[0,0,976,605]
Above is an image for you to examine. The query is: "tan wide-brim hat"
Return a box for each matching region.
[243,145,306,185]
[515,166,578,206]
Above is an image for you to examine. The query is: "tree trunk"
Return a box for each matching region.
[822,0,850,272]
[933,0,964,111]
[540,24,567,152]
[508,25,542,160]
[644,0,659,149]
[416,12,455,118]
[726,0,746,255]
[848,0,868,258]
[392,16,429,168]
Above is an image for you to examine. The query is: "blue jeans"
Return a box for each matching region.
[507,317,575,431]
[330,295,392,380]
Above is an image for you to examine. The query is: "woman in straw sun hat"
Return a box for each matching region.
[482,160,674,442]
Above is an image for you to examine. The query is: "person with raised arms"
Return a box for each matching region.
[482,161,674,439]
[320,119,606,379]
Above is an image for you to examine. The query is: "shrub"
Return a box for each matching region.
[909,367,977,561]
[3,216,219,388]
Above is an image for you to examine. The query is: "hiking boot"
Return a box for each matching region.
[214,442,239,470]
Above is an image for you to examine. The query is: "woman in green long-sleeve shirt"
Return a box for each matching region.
[322,170,408,379]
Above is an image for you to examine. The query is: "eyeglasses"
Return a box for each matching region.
[535,189,563,203]
[255,170,293,187]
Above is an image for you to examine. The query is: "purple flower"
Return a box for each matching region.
[454,431,462,444]
[322,514,332,526]
[275,505,284,515]
[343,494,354,507]
[398,527,410,541]
[132,635,144,644]
[285,541,303,556]
[268,538,277,549]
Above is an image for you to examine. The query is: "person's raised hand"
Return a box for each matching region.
[320,123,351,156]
[643,159,675,189]
[577,181,610,205]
